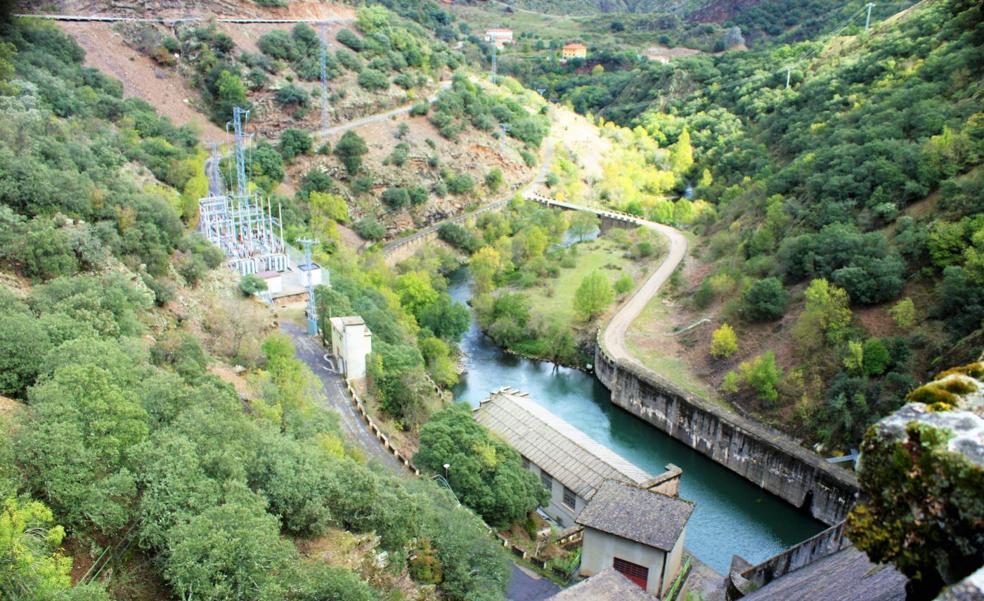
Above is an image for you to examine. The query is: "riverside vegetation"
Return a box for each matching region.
[479,0,984,452]
[2,0,983,599]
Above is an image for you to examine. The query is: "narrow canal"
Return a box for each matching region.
[448,269,824,575]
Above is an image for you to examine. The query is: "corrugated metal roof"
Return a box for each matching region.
[474,389,652,499]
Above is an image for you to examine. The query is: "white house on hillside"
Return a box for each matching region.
[329,316,372,380]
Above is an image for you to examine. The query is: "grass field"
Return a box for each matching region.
[624,292,722,402]
[522,235,654,326]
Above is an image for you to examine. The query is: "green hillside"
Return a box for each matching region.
[520,0,983,448]
[0,15,514,601]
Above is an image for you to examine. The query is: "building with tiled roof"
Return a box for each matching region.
[562,43,587,59]
[474,388,674,527]
[577,480,692,596]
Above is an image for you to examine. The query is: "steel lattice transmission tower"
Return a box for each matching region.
[231,106,249,197]
[298,238,320,336]
[319,23,331,138]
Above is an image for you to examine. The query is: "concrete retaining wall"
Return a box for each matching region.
[594,344,858,525]
[726,521,849,599]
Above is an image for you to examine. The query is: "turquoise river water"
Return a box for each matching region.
[448,269,824,574]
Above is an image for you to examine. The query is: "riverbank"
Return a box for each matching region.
[450,269,826,574]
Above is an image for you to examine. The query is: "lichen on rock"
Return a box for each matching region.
[847,359,984,599]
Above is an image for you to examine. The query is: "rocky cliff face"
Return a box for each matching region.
[847,360,984,599]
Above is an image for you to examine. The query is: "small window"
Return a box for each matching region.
[562,486,576,510]
[540,471,552,491]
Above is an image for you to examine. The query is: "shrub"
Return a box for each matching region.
[354,217,385,241]
[411,101,430,116]
[258,30,297,61]
[484,168,504,193]
[333,131,367,175]
[381,187,410,209]
[614,274,634,295]
[446,173,474,195]
[889,298,916,329]
[275,83,309,108]
[357,69,389,90]
[742,277,788,321]
[574,271,614,320]
[336,29,365,51]
[279,128,313,161]
[710,323,738,359]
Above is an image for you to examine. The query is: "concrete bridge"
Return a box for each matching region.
[524,192,642,231]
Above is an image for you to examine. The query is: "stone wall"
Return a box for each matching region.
[594,344,858,525]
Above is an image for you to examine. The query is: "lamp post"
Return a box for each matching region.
[443,463,451,480]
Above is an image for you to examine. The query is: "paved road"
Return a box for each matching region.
[280,321,406,473]
[508,564,561,601]
[283,321,561,600]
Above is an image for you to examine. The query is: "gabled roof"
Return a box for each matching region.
[548,568,651,601]
[576,480,693,552]
[473,389,652,499]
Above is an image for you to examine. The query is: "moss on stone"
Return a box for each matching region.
[848,422,984,598]
[935,361,984,380]
[938,377,978,395]
[907,384,958,406]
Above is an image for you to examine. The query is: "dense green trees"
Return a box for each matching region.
[416,403,547,528]
[0,19,513,601]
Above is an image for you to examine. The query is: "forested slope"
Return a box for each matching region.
[0,17,510,601]
[521,0,983,449]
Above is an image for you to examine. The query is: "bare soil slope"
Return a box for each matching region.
[59,22,226,139]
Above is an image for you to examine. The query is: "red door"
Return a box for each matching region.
[613,557,649,589]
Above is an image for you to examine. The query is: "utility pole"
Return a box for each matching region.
[865,2,875,32]
[298,238,320,336]
[785,66,792,89]
[319,22,330,138]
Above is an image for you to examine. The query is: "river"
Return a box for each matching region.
[447,268,824,575]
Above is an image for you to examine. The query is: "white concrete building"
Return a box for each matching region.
[297,261,323,286]
[576,480,693,597]
[484,28,513,48]
[256,270,283,295]
[329,316,372,380]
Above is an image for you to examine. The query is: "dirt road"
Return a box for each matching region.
[602,220,688,366]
